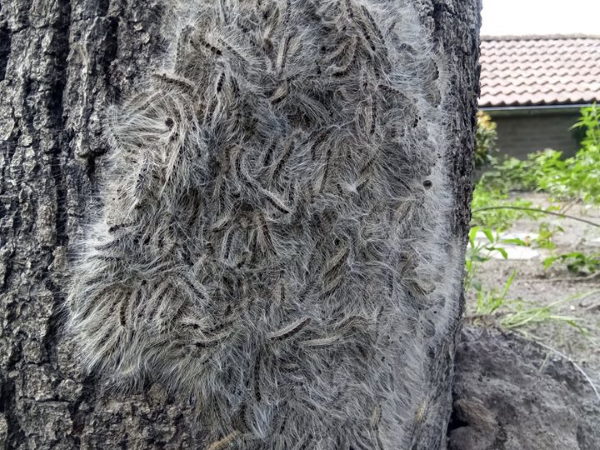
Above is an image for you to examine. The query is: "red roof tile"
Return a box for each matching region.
[479,36,600,107]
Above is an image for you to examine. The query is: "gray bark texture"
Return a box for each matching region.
[0,0,481,449]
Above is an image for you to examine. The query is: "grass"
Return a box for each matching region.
[468,285,592,335]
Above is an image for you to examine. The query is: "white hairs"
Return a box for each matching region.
[66,0,461,447]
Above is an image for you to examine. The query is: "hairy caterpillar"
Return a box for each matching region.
[66,0,460,447]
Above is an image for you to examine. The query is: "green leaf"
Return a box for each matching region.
[501,238,528,246]
[494,247,508,259]
[482,228,495,243]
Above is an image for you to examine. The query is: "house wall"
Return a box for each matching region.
[488,111,580,159]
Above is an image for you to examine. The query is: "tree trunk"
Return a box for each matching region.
[0,1,480,448]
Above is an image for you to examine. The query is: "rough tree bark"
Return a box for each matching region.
[0,0,480,448]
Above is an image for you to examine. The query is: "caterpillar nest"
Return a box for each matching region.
[67,0,459,448]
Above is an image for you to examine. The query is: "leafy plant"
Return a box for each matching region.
[572,102,600,149]
[534,222,563,249]
[475,105,600,203]
[469,282,588,334]
[471,183,541,231]
[479,155,537,192]
[466,226,507,263]
[543,252,600,276]
[499,298,586,333]
[465,105,600,336]
[474,111,499,168]
[474,271,515,316]
[465,226,509,294]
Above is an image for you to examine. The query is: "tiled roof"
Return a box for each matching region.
[479,35,600,108]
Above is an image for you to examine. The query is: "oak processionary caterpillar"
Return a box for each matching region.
[67,0,462,448]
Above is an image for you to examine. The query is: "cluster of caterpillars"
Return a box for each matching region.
[67,0,453,448]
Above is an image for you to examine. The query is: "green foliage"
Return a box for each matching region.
[469,268,587,333]
[465,106,600,334]
[474,271,515,316]
[534,223,563,249]
[471,183,540,231]
[465,227,515,321]
[465,226,508,293]
[535,146,600,203]
[499,297,587,333]
[543,252,600,276]
[573,102,600,149]
[474,111,499,168]
[476,104,600,203]
[478,155,537,192]
[464,224,589,334]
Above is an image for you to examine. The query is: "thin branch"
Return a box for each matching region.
[473,206,600,228]
[521,273,600,283]
[534,341,600,403]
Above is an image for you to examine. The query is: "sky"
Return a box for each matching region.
[481,0,600,36]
